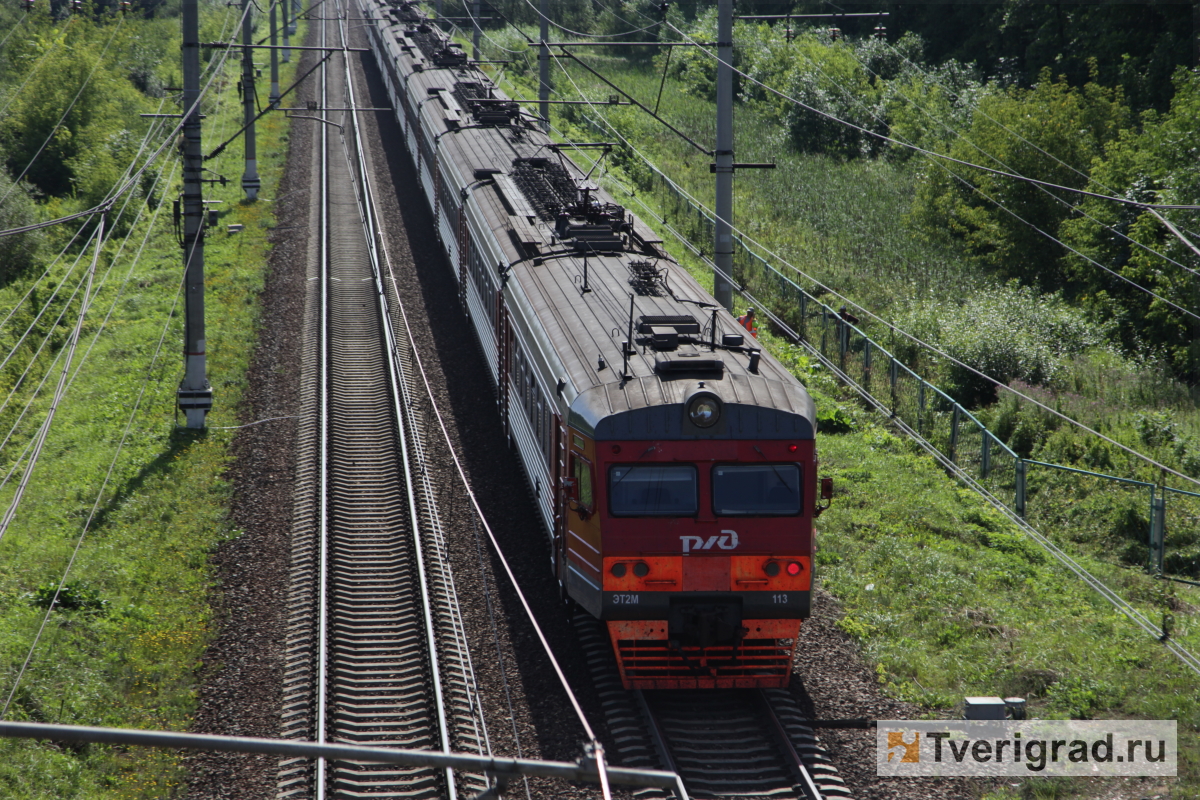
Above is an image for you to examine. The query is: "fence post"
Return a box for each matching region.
[799,292,808,341]
[820,308,828,357]
[1149,491,1166,575]
[1015,459,1027,518]
[949,404,960,463]
[889,357,898,416]
[981,429,991,479]
[863,338,872,392]
[838,320,848,372]
[917,379,925,436]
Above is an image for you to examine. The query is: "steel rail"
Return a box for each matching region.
[316,6,331,796]
[334,2,458,796]
[344,1,494,773]
[757,691,825,800]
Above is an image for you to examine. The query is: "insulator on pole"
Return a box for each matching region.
[828,26,840,41]
[873,24,886,40]
[120,0,130,13]
[22,0,34,12]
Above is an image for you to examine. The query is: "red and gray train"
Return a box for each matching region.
[360,0,828,689]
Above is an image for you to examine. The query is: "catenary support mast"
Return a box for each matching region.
[538,0,549,131]
[713,0,734,311]
[241,0,260,199]
[270,0,281,104]
[177,0,213,427]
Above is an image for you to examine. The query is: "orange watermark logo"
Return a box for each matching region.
[886,731,920,763]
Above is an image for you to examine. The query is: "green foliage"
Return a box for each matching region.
[894,283,1109,407]
[0,167,44,282]
[26,581,108,613]
[817,403,856,434]
[0,8,305,796]
[1,16,155,202]
[1058,68,1200,384]
[908,68,1131,289]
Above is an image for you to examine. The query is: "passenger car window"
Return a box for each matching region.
[713,464,801,516]
[609,465,698,516]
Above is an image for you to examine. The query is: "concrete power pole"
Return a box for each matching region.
[471,0,480,61]
[269,0,281,105]
[241,0,260,200]
[713,0,734,311]
[538,0,549,132]
[289,0,298,35]
[282,0,290,63]
[177,0,213,428]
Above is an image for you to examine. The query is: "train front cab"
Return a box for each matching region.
[562,404,819,690]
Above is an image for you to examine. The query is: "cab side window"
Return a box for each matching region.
[572,454,594,512]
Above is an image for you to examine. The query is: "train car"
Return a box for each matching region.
[359,0,829,689]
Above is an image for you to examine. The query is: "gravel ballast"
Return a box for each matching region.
[185,22,974,800]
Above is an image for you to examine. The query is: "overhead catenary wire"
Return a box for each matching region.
[0,216,103,547]
[0,0,251,239]
[548,87,1200,677]
[544,43,1200,492]
[650,17,1197,212]
[0,14,127,207]
[0,109,171,375]
[877,37,1200,265]
[0,15,75,120]
[774,39,1200,322]
[513,0,660,40]
[1,256,186,721]
[369,140,606,758]
[0,123,184,710]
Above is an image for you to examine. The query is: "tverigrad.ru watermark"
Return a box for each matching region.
[877,721,1176,777]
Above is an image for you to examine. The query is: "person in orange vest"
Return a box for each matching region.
[737,307,759,338]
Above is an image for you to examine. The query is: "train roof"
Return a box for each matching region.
[365,0,816,440]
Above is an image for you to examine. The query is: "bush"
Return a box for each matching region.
[25,581,108,614]
[894,282,1110,407]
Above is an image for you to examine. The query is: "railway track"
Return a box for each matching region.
[575,614,851,800]
[275,7,490,798]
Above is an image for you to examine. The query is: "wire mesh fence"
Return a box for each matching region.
[629,159,1199,580]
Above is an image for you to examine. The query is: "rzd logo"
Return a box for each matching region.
[680,530,738,553]
[887,731,920,763]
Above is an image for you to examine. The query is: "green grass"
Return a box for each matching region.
[0,11,304,797]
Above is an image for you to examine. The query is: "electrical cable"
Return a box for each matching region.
[0,258,187,721]
[658,18,1197,212]
[0,14,127,207]
[0,109,170,370]
[548,50,1200,490]
[879,36,1200,256]
[0,16,75,120]
[776,40,1200,322]
[0,10,28,55]
[870,39,1199,278]
[369,140,604,754]
[0,117,174,501]
[0,215,102,546]
[515,0,660,40]
[0,0,252,238]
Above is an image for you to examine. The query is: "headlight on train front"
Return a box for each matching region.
[688,396,720,428]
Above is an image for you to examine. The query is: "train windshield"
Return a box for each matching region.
[713,464,802,516]
[609,465,698,516]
